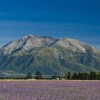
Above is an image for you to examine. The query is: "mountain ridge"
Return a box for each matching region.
[0,34,100,76]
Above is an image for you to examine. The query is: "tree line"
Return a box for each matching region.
[0,71,100,80]
[23,71,100,80]
[64,71,100,80]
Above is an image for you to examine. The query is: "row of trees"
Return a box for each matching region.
[25,71,100,80]
[0,71,100,80]
[25,71,42,79]
[0,71,42,80]
[64,71,100,80]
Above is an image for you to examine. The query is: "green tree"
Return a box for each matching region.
[72,72,78,80]
[89,71,97,80]
[77,72,89,80]
[25,72,32,79]
[83,73,89,80]
[35,71,42,79]
[97,72,100,80]
[67,71,72,80]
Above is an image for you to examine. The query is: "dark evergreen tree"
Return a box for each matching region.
[97,72,100,80]
[25,72,32,79]
[77,73,83,80]
[35,71,42,79]
[67,71,72,80]
[89,71,97,80]
[83,73,89,80]
[72,72,78,80]
[77,72,89,80]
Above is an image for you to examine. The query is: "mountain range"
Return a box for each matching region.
[0,34,100,76]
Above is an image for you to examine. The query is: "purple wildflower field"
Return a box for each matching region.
[0,80,100,100]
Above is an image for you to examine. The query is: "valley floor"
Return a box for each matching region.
[0,80,100,100]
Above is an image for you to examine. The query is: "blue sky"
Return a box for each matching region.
[0,0,100,49]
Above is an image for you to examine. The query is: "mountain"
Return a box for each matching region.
[0,34,100,76]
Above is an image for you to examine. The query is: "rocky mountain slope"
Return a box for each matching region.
[0,34,100,76]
